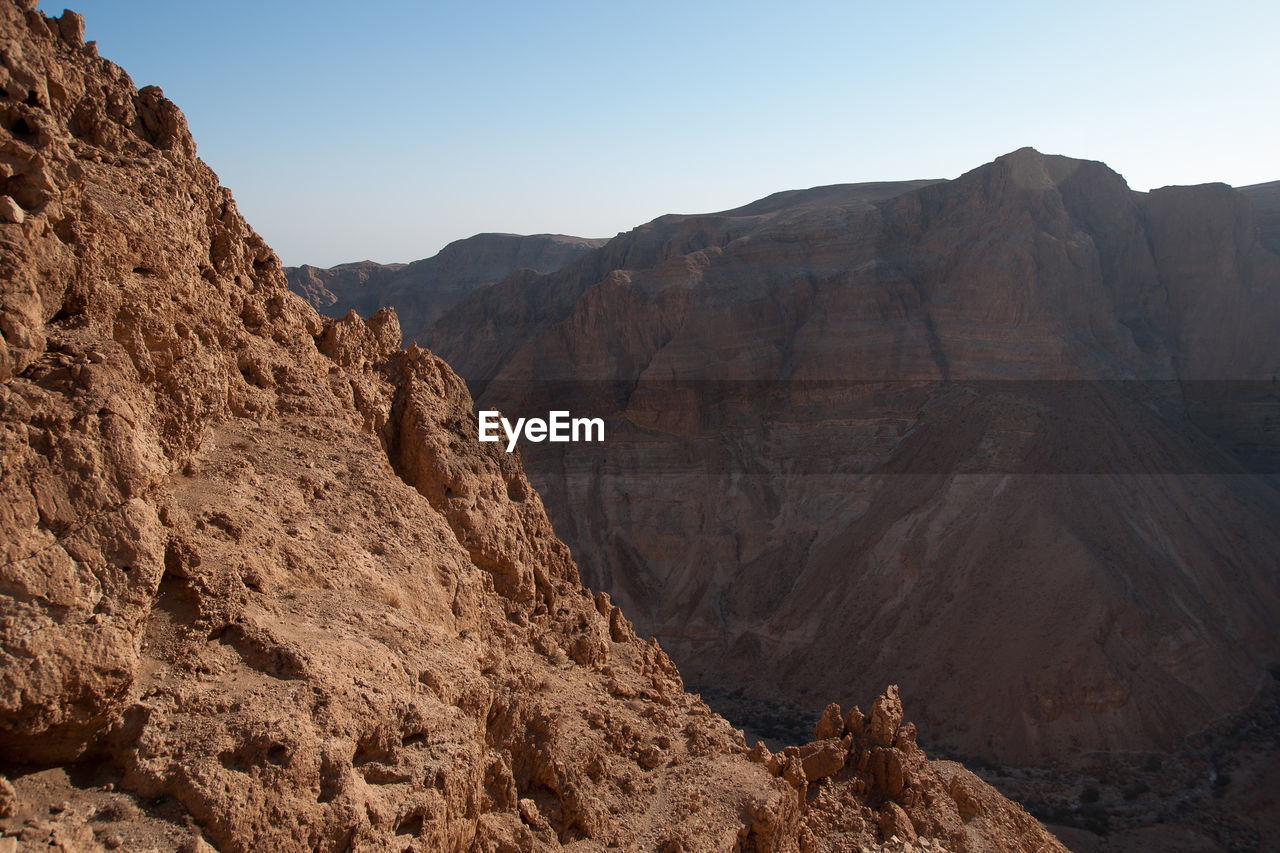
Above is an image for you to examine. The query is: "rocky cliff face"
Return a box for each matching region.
[285,232,606,350]
[1239,179,1280,256]
[0,2,1067,851]
[404,148,1280,785]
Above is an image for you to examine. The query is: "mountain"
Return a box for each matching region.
[0,2,1066,851]
[416,148,1280,762]
[1239,179,1280,256]
[285,232,607,347]
[300,148,1280,845]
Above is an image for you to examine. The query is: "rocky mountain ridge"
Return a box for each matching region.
[0,2,1066,851]
[355,147,1280,766]
[285,232,607,349]
[296,144,1280,848]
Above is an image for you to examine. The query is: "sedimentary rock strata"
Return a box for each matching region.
[407,148,1280,771]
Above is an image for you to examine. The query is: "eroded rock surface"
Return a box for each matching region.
[406,148,1280,773]
[0,3,1066,851]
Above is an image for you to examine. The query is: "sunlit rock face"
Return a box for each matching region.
[0,3,1073,851]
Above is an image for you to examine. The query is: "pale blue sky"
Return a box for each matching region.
[44,1,1279,267]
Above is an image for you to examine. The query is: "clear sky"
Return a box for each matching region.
[44,1,1279,268]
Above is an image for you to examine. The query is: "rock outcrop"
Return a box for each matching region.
[0,2,1066,851]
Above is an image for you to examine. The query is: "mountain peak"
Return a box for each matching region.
[957,146,1130,195]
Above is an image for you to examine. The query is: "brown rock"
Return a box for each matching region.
[879,801,917,843]
[948,773,984,821]
[894,721,918,755]
[843,705,865,737]
[135,85,194,155]
[870,685,904,748]
[56,9,82,46]
[813,702,843,741]
[870,746,907,798]
[798,738,846,782]
[781,754,807,793]
[747,741,772,765]
[0,195,22,223]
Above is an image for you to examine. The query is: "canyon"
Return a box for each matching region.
[0,2,1071,851]
[295,143,1280,848]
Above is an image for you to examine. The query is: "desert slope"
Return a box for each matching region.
[0,2,1066,851]
[408,148,1280,775]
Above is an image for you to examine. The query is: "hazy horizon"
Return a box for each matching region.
[49,0,1280,268]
